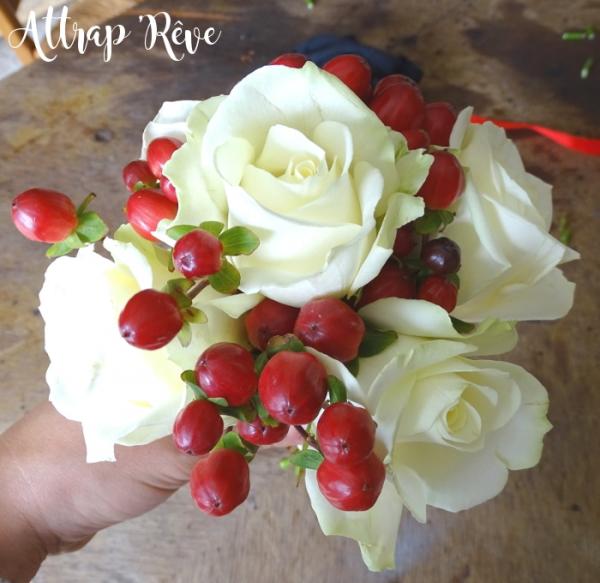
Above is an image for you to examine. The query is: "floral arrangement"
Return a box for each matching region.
[11,52,578,571]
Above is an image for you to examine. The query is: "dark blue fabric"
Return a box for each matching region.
[295,35,422,83]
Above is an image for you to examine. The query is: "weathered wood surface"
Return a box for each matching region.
[0,0,598,581]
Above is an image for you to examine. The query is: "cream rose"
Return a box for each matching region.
[148,62,432,307]
[446,107,579,322]
[39,226,244,462]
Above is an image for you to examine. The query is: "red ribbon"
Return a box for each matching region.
[470,114,600,156]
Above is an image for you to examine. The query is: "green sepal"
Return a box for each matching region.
[163,278,193,309]
[182,306,207,325]
[266,334,305,356]
[208,259,240,294]
[216,431,256,461]
[327,375,347,404]
[279,458,292,470]
[181,369,207,400]
[450,317,476,334]
[166,224,196,241]
[414,209,455,235]
[254,351,269,375]
[346,357,360,376]
[220,403,257,423]
[359,325,398,358]
[446,272,460,288]
[251,394,279,427]
[199,221,225,237]
[219,226,260,256]
[177,321,192,347]
[133,180,159,192]
[75,211,109,243]
[288,449,324,470]
[46,232,84,258]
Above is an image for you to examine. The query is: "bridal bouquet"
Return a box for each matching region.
[11,52,578,571]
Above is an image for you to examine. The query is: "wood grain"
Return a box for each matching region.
[0,0,598,581]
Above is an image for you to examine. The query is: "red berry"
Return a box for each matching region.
[270,53,307,68]
[423,102,457,147]
[294,298,365,363]
[244,299,300,350]
[417,275,458,312]
[400,129,430,150]
[119,289,183,350]
[317,403,376,466]
[259,351,328,425]
[323,54,372,101]
[393,224,417,258]
[195,343,258,407]
[357,262,416,309]
[126,189,178,241]
[173,399,224,455]
[316,452,385,511]
[236,417,289,446]
[146,137,182,178]
[373,73,417,98]
[370,83,425,131]
[11,189,77,243]
[421,237,461,275]
[173,230,223,279]
[417,151,465,210]
[190,448,250,516]
[122,160,157,192]
[160,174,178,203]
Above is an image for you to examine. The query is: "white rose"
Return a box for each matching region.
[39,226,244,462]
[147,62,432,307]
[446,107,579,322]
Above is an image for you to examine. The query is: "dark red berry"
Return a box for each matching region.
[400,129,430,150]
[126,189,178,241]
[11,189,77,243]
[160,175,178,203]
[393,224,417,258]
[316,452,385,511]
[370,83,425,131]
[173,230,223,279]
[259,351,328,425]
[195,343,258,407]
[323,54,372,101]
[421,237,461,275]
[357,262,416,309]
[173,399,224,455]
[294,298,365,363]
[270,53,307,68]
[417,151,465,210]
[236,417,289,446]
[317,403,376,466]
[417,275,458,312]
[423,102,457,147]
[122,160,157,192]
[244,299,300,351]
[147,137,182,178]
[373,73,417,98]
[118,289,183,350]
[190,448,250,516]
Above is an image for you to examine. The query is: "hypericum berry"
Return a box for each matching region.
[173,230,223,279]
[373,73,417,98]
[417,275,458,312]
[236,417,289,446]
[270,53,307,68]
[421,237,461,275]
[400,129,430,150]
[370,83,425,131]
[119,289,183,350]
[417,151,465,210]
[146,137,182,178]
[173,399,224,455]
[393,224,417,258]
[357,262,416,308]
[259,351,328,425]
[122,160,157,192]
[244,299,300,350]
[190,448,250,516]
[195,343,258,407]
[126,189,178,241]
[11,189,77,243]
[317,403,376,466]
[323,54,372,101]
[316,452,385,511]
[294,298,365,363]
[423,102,457,147]
[160,175,178,203]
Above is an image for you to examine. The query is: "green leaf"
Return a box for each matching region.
[177,321,192,347]
[166,224,196,241]
[266,334,305,356]
[76,211,109,243]
[254,351,269,375]
[219,226,260,256]
[327,376,347,404]
[199,221,225,237]
[359,326,398,358]
[288,449,324,470]
[46,232,84,258]
[450,317,476,334]
[346,357,360,376]
[208,259,240,294]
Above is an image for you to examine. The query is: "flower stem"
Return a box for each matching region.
[294,425,321,452]
[187,279,209,300]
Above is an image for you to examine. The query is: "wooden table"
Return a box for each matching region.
[1,0,599,581]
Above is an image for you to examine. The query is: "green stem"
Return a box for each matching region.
[294,425,321,452]
[76,192,96,215]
